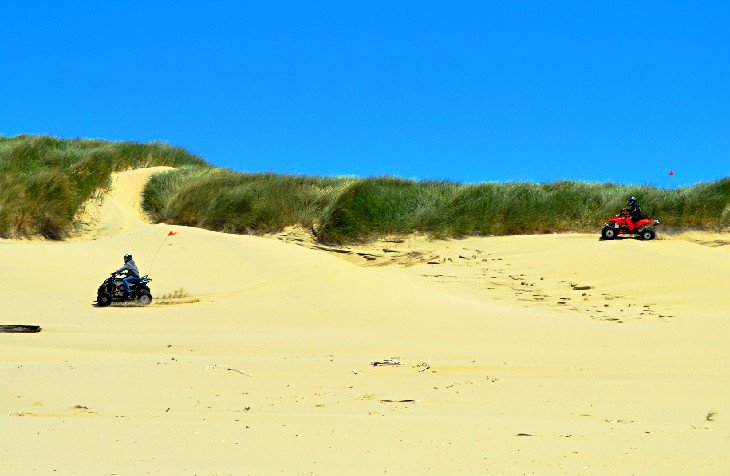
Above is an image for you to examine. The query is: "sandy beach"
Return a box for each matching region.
[1,168,728,475]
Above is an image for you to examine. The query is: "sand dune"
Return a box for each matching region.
[70,166,174,240]
[1,168,728,475]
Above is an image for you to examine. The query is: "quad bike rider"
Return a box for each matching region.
[601,196,660,240]
[96,253,153,306]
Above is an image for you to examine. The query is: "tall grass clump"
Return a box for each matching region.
[316,177,730,244]
[143,166,354,234]
[0,135,207,238]
[143,166,729,244]
[315,177,462,243]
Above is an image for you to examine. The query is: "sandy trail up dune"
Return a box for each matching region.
[1,168,728,475]
[70,166,173,240]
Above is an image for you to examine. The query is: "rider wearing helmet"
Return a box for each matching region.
[626,196,643,223]
[114,253,141,297]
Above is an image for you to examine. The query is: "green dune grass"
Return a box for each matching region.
[145,167,730,244]
[316,178,730,243]
[0,135,206,238]
[2,135,728,242]
[142,166,354,234]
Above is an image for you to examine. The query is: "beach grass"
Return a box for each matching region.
[3,135,728,242]
[145,167,730,243]
[143,166,354,234]
[0,135,206,238]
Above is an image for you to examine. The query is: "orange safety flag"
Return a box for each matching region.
[168,231,177,236]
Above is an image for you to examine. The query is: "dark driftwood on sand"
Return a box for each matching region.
[0,325,41,333]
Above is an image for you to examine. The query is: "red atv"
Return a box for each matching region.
[601,208,660,240]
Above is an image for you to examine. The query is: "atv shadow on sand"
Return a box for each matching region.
[598,234,654,242]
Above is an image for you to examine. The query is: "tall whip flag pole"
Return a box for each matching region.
[148,230,177,277]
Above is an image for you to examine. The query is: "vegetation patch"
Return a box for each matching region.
[144,167,730,244]
[0,135,206,239]
[143,166,353,234]
[2,135,728,243]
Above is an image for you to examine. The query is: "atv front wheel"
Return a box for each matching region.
[641,229,656,241]
[136,291,153,306]
[97,292,113,307]
[601,226,617,240]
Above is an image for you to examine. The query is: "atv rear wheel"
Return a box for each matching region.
[136,291,153,306]
[97,292,113,307]
[641,229,656,241]
[601,226,617,240]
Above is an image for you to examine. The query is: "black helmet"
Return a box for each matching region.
[627,196,637,205]
[124,253,133,262]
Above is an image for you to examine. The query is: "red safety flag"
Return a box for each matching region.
[168,231,177,236]
[669,170,674,176]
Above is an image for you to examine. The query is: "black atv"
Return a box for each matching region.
[96,273,153,307]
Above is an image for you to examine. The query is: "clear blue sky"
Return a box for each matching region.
[1,1,728,187]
